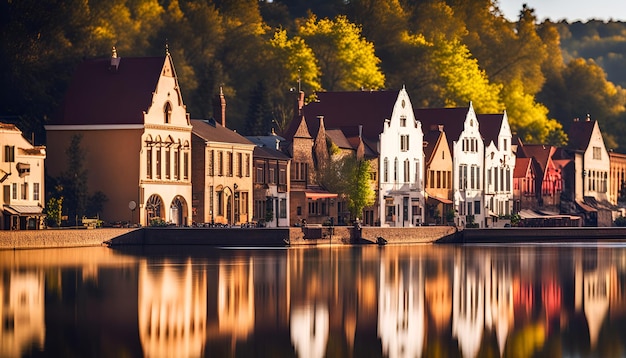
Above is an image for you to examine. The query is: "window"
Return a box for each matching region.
[227,152,233,177]
[400,135,409,151]
[269,167,276,184]
[442,150,445,159]
[256,164,265,184]
[217,190,224,216]
[20,183,28,200]
[146,148,152,179]
[474,201,481,215]
[394,158,398,182]
[4,145,15,162]
[241,192,248,214]
[218,152,223,176]
[174,149,180,179]
[279,167,287,184]
[237,153,243,177]
[12,183,17,200]
[165,149,171,179]
[404,159,410,182]
[164,102,172,124]
[280,198,287,218]
[459,164,467,190]
[503,138,508,151]
[33,183,39,201]
[208,150,214,176]
[506,168,511,191]
[593,146,602,160]
[245,154,250,177]
[383,158,389,182]
[437,171,441,188]
[156,148,162,179]
[415,161,419,183]
[183,152,189,180]
[370,171,377,181]
[400,116,406,127]
[429,170,435,188]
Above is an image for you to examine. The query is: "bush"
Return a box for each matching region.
[149,218,169,227]
[615,216,626,227]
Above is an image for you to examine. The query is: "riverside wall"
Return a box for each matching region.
[1,225,460,249]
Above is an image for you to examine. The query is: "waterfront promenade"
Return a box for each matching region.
[4,225,626,249]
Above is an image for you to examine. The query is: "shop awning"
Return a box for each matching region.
[305,192,338,200]
[576,200,597,213]
[426,193,452,205]
[4,205,43,215]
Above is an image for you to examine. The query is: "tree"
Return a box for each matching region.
[298,14,385,91]
[60,134,88,226]
[346,160,375,220]
[245,81,274,136]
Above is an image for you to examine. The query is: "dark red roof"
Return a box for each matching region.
[567,119,595,151]
[477,114,503,146]
[303,91,399,141]
[519,144,555,175]
[514,157,533,178]
[414,107,469,152]
[53,56,167,125]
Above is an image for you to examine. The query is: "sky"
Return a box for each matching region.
[498,0,626,22]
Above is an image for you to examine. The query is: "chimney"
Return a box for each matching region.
[586,113,591,121]
[438,124,444,132]
[359,124,363,139]
[213,87,226,127]
[110,46,120,71]
[296,91,305,116]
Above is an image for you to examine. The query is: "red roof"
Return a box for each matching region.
[519,144,555,175]
[514,157,533,178]
[302,91,399,141]
[53,56,167,125]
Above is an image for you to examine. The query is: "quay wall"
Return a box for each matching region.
[0,228,138,249]
[444,227,626,243]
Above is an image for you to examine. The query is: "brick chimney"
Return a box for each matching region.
[213,87,226,127]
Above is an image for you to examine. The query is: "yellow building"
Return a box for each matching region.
[0,123,46,230]
[191,119,255,226]
[45,48,192,226]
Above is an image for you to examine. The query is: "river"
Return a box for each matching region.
[1,242,625,357]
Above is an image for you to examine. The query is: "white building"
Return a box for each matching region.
[417,103,485,228]
[479,112,515,227]
[0,123,46,230]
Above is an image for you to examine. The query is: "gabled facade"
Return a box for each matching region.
[609,151,626,206]
[303,88,425,227]
[417,104,485,228]
[518,144,563,212]
[568,117,610,202]
[247,135,291,227]
[283,92,337,226]
[423,125,453,225]
[191,119,255,226]
[480,112,515,226]
[46,49,192,226]
[512,157,537,212]
[1,123,46,230]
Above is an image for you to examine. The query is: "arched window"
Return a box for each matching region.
[164,102,172,124]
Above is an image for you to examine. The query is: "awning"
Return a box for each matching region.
[305,192,338,200]
[426,193,452,205]
[4,205,43,215]
[576,200,597,213]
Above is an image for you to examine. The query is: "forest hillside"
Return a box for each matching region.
[2,0,626,151]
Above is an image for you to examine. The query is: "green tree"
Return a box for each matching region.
[298,14,385,91]
[346,160,375,220]
[44,195,63,227]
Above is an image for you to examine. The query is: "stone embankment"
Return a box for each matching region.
[0,228,138,249]
[1,225,460,249]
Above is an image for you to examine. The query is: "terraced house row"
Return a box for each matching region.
[1,51,620,229]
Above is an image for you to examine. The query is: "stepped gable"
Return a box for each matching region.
[303,90,398,141]
[476,113,504,146]
[54,56,167,125]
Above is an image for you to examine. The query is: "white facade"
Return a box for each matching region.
[452,104,485,228]
[582,121,610,202]
[0,124,46,230]
[378,88,424,227]
[483,112,515,227]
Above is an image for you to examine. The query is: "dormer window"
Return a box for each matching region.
[164,102,172,124]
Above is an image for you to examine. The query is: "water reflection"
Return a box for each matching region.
[2,244,626,357]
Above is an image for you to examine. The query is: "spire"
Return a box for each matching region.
[165,40,170,56]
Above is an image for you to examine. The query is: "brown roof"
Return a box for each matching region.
[191,119,254,146]
[514,157,533,178]
[477,113,503,146]
[415,107,470,152]
[302,90,399,141]
[325,129,353,149]
[253,145,291,161]
[519,144,555,175]
[53,56,168,125]
[567,119,595,151]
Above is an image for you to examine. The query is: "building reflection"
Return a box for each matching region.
[452,249,485,358]
[378,250,425,358]
[0,270,45,358]
[138,259,207,358]
[217,257,255,340]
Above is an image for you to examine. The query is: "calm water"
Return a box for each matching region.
[2,242,626,358]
